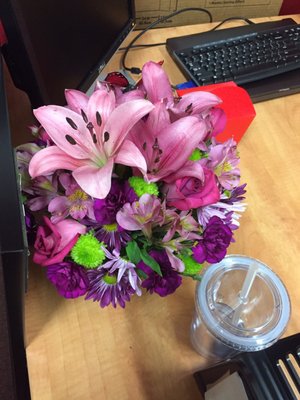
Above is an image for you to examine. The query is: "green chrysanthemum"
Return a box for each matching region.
[189,148,208,161]
[180,255,203,276]
[71,233,105,269]
[128,176,159,197]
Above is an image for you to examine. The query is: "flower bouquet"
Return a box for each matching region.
[17,61,246,308]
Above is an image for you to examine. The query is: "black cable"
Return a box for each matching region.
[210,16,254,31]
[118,16,254,51]
[119,42,166,51]
[121,7,213,75]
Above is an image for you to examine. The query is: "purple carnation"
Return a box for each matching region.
[94,179,138,225]
[192,216,233,264]
[46,262,89,298]
[137,250,182,297]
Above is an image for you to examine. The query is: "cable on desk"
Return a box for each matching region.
[210,17,254,31]
[120,7,213,75]
[119,17,255,53]
[119,42,166,51]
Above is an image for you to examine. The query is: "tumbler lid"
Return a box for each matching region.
[196,255,291,352]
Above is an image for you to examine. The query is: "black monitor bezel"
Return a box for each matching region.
[0,0,135,108]
[0,52,30,400]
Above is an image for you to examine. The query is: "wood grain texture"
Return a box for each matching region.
[24,15,300,400]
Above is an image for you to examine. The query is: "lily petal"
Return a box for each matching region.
[72,157,114,199]
[33,106,96,159]
[142,61,173,104]
[87,87,116,137]
[128,120,155,166]
[146,101,171,133]
[210,108,227,137]
[103,99,154,155]
[29,146,83,178]
[147,117,207,181]
[115,88,145,105]
[115,140,147,175]
[171,91,222,117]
[65,89,89,114]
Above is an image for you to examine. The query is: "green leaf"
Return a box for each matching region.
[125,241,142,265]
[136,268,148,279]
[140,248,162,276]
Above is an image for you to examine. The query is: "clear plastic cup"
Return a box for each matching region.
[190,255,291,360]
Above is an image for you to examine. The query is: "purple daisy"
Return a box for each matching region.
[101,248,141,295]
[137,249,182,297]
[197,185,247,230]
[85,248,141,307]
[95,223,131,252]
[46,261,89,298]
[222,183,247,205]
[85,268,136,308]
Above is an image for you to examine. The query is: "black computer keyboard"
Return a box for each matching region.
[166,18,300,87]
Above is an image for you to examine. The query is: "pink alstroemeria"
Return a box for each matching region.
[48,173,94,223]
[29,89,154,199]
[116,194,164,239]
[201,138,240,189]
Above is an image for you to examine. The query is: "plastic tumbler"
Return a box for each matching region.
[190,255,291,360]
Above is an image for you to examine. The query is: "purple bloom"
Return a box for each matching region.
[192,216,233,264]
[137,250,182,297]
[24,208,37,245]
[26,175,59,212]
[85,247,141,307]
[94,179,137,225]
[85,268,136,308]
[101,247,141,295]
[25,208,35,233]
[46,262,89,298]
[197,185,247,231]
[222,183,247,205]
[95,223,130,252]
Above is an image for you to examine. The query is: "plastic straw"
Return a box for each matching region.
[231,263,259,325]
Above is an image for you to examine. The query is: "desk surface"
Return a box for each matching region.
[25,15,300,400]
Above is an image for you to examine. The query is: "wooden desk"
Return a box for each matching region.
[25,15,300,400]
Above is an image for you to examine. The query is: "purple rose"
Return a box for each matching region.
[164,168,220,211]
[46,262,89,298]
[94,179,138,225]
[192,216,233,264]
[137,250,182,297]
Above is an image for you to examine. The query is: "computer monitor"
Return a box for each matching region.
[0,54,30,400]
[0,0,135,107]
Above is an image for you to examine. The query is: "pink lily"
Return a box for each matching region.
[129,102,207,182]
[140,61,226,129]
[29,88,154,199]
